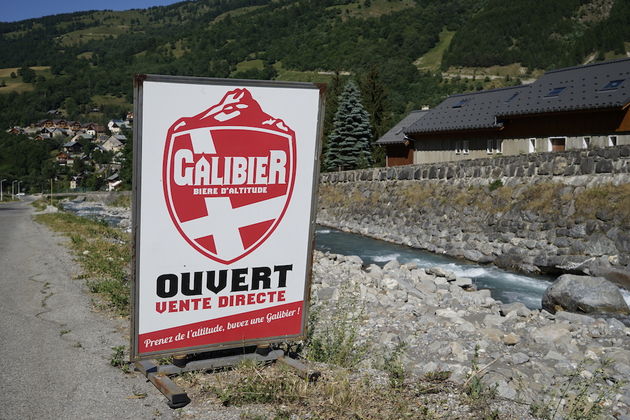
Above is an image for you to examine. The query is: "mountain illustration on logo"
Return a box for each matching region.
[163,88,297,264]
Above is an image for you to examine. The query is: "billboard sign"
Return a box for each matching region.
[132,75,323,359]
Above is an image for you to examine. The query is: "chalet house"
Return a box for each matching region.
[108,119,131,134]
[100,136,124,153]
[23,127,39,136]
[376,110,428,166]
[63,140,83,154]
[55,152,69,165]
[53,119,69,129]
[113,133,127,142]
[381,58,630,166]
[34,133,52,141]
[84,123,106,136]
[106,173,122,191]
[95,133,110,144]
[71,133,93,143]
[50,127,68,138]
[7,127,24,135]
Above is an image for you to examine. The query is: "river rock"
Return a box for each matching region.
[542,274,630,315]
[503,333,520,345]
[500,302,530,317]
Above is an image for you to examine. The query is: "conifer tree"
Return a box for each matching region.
[324,81,373,171]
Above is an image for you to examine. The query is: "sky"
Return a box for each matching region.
[3,0,183,23]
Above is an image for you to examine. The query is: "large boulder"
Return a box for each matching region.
[542,274,630,315]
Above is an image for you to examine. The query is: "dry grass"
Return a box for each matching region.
[574,183,630,225]
[399,183,437,207]
[0,66,51,94]
[177,360,443,419]
[415,28,456,71]
[519,182,564,215]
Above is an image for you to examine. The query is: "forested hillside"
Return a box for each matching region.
[443,0,630,69]
[0,0,628,190]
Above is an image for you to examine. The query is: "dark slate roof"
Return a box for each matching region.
[405,85,528,134]
[498,57,630,117]
[405,58,630,136]
[376,110,428,144]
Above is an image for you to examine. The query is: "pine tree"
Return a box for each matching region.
[324,81,373,171]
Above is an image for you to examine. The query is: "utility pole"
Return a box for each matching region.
[16,181,22,198]
[0,179,5,202]
[12,180,17,199]
[50,179,53,206]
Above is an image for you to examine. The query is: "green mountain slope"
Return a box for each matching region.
[443,0,630,69]
[0,0,628,131]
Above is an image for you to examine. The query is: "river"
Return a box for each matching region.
[59,199,630,310]
[314,226,556,309]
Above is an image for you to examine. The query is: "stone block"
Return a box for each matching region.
[595,159,613,173]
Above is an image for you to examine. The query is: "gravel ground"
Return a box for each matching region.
[0,199,176,419]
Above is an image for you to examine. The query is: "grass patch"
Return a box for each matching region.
[110,345,132,373]
[185,360,434,419]
[91,94,130,107]
[574,183,630,225]
[56,25,130,46]
[212,5,266,24]
[327,0,415,20]
[305,287,368,368]
[415,28,455,71]
[109,193,131,209]
[31,198,57,211]
[273,62,336,83]
[398,183,437,207]
[0,66,51,94]
[520,182,564,215]
[235,59,264,73]
[77,51,94,60]
[34,212,131,315]
[530,359,625,420]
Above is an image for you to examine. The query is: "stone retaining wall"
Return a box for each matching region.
[320,146,630,184]
[316,146,630,288]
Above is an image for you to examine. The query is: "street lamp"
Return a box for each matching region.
[0,179,5,202]
[12,180,17,199]
[16,181,22,198]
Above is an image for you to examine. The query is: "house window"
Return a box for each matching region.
[545,87,566,97]
[452,98,471,108]
[487,139,501,154]
[462,140,469,155]
[600,79,624,91]
[550,137,566,152]
[529,138,536,153]
[582,137,590,149]
[608,136,617,147]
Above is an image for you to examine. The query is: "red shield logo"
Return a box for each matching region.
[163,88,296,264]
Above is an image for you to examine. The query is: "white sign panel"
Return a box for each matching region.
[132,75,323,359]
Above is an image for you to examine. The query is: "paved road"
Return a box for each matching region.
[0,200,174,420]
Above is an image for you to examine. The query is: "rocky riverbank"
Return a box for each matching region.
[318,175,630,290]
[59,194,132,231]
[311,251,630,419]
[49,194,630,418]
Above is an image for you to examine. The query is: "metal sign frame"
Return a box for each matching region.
[131,74,324,360]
